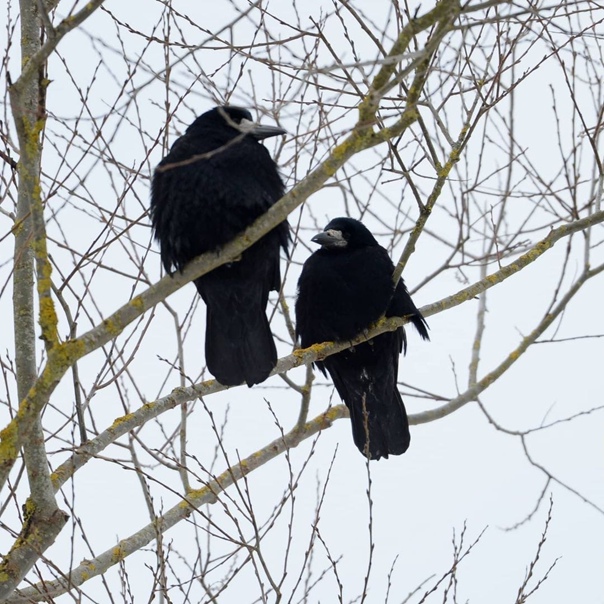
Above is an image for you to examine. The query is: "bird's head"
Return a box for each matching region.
[311,217,379,250]
[192,106,286,141]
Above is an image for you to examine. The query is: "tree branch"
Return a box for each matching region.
[48,212,604,493]
[413,261,604,424]
[7,405,348,603]
[10,0,106,94]
[0,0,466,494]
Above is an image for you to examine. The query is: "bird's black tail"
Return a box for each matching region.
[203,297,277,386]
[194,254,279,388]
[347,385,410,460]
[326,347,410,460]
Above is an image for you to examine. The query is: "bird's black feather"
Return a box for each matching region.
[150,106,289,386]
[295,217,429,460]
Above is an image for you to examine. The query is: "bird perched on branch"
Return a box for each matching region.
[295,217,429,460]
[150,106,289,386]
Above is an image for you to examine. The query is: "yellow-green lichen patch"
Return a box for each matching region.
[372,316,389,330]
[51,338,87,369]
[184,485,217,507]
[111,544,126,562]
[22,498,36,519]
[102,316,124,338]
[129,295,145,311]
[110,412,135,431]
[0,422,19,465]
[238,458,251,475]
[38,296,59,340]
[180,489,202,507]
[20,118,45,160]
[305,342,330,355]
[30,340,85,396]
[50,465,67,489]
[141,401,157,412]
[35,248,53,283]
[79,559,96,580]
[327,134,363,169]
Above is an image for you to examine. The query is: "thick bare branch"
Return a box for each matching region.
[47,210,604,493]
[7,405,347,603]
[0,0,468,493]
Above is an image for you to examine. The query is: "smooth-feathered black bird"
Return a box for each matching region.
[150,106,289,386]
[295,217,429,460]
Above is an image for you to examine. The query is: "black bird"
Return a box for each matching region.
[295,217,429,460]
[150,106,289,386]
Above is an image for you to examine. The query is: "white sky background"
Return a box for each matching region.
[1,1,603,602]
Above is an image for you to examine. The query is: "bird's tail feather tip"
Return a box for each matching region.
[349,390,410,460]
[205,311,277,387]
[413,313,430,341]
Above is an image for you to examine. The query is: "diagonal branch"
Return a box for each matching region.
[0,0,464,495]
[11,0,107,94]
[4,209,604,498]
[49,210,604,492]
[9,210,601,602]
[412,261,604,424]
[358,0,460,123]
[7,405,348,604]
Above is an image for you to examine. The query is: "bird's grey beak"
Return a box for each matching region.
[311,229,347,248]
[250,124,287,140]
[311,232,333,246]
[240,118,286,140]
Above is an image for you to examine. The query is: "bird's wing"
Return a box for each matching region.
[388,278,429,342]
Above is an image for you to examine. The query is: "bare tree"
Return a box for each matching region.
[1,1,603,602]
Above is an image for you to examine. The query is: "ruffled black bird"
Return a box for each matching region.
[151,106,289,386]
[295,217,429,460]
